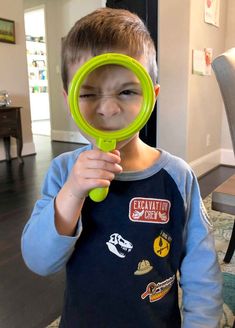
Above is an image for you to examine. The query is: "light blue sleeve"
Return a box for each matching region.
[21,148,89,276]
[164,154,223,328]
[180,175,223,328]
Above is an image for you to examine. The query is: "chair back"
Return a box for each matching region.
[212,48,235,154]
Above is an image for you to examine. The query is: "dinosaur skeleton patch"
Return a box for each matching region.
[106,233,133,258]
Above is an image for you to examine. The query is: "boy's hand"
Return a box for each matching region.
[55,149,122,236]
[66,149,122,199]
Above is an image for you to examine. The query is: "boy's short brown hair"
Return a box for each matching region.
[61,7,158,92]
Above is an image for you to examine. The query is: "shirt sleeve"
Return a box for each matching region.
[21,153,82,276]
[180,173,223,328]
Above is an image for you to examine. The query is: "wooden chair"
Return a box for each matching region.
[211,48,235,263]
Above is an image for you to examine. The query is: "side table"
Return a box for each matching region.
[0,106,23,163]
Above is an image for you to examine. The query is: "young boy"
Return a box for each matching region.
[21,8,222,328]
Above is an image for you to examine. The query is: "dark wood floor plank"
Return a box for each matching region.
[198,165,235,198]
[0,136,80,328]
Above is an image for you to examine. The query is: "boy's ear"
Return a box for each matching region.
[154,84,160,99]
[63,89,69,110]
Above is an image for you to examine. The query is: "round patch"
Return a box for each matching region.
[153,234,171,258]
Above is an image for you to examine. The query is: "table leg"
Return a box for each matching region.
[3,137,11,161]
[224,220,235,263]
[16,137,24,164]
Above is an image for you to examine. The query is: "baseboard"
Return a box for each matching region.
[220,148,235,166]
[0,141,36,161]
[189,148,235,177]
[51,130,89,144]
[189,150,221,177]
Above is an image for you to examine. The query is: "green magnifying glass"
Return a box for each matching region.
[68,53,155,202]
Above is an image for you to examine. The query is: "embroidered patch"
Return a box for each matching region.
[141,275,175,303]
[106,233,133,258]
[153,231,172,258]
[129,198,171,224]
[134,260,153,275]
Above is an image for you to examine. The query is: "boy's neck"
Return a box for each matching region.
[119,136,160,171]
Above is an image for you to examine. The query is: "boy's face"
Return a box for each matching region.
[65,53,159,146]
[78,63,143,131]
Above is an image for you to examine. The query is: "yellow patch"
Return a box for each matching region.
[153,232,171,257]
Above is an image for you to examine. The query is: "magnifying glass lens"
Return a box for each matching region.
[69,53,156,202]
[78,64,144,131]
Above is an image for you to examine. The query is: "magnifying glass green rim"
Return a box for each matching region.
[68,53,155,150]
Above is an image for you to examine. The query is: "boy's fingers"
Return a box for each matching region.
[111,149,121,157]
[86,168,116,181]
[86,160,122,173]
[84,149,121,163]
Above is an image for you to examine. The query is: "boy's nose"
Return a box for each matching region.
[96,96,121,117]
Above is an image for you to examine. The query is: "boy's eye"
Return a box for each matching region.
[79,94,98,99]
[79,89,143,103]
[119,89,141,96]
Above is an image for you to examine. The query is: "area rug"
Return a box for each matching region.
[203,194,235,327]
[47,194,235,328]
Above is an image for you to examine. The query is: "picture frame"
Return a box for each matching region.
[0,18,15,44]
[204,0,220,27]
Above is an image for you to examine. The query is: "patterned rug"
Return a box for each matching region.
[203,195,235,327]
[47,194,235,328]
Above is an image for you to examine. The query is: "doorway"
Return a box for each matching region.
[24,7,51,136]
[106,0,158,147]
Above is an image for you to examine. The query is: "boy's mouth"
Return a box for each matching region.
[95,125,120,131]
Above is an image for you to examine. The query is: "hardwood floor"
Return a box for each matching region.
[0,135,234,328]
[198,164,235,199]
[0,136,81,328]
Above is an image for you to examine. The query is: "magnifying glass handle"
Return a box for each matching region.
[88,139,116,202]
[89,186,109,202]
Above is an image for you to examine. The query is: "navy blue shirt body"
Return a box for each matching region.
[60,169,184,327]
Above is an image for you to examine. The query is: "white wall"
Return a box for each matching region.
[158,0,190,160]
[188,0,229,175]
[158,0,234,176]
[0,0,35,160]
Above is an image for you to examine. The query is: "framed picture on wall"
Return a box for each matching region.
[204,0,220,27]
[0,18,15,44]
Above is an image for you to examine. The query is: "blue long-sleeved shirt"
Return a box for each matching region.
[21,147,223,327]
